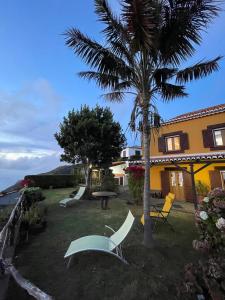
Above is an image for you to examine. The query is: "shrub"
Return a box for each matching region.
[179,188,225,299]
[193,188,225,253]
[24,175,77,189]
[20,202,47,240]
[100,170,118,192]
[195,180,209,197]
[125,165,144,205]
[20,187,45,209]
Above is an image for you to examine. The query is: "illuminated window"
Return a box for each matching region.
[171,172,176,186]
[214,128,225,146]
[166,136,181,151]
[178,172,183,187]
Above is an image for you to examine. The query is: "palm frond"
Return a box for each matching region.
[176,56,222,83]
[129,95,141,131]
[94,0,134,64]
[101,91,125,102]
[95,0,128,43]
[160,0,221,64]
[78,71,119,89]
[153,67,177,85]
[110,40,134,64]
[114,80,132,91]
[122,0,160,50]
[78,71,133,92]
[65,28,133,78]
[159,82,188,101]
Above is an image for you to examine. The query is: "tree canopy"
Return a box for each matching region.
[55,105,126,167]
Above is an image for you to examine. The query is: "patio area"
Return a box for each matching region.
[7,188,198,300]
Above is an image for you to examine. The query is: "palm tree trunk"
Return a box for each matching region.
[142,105,154,248]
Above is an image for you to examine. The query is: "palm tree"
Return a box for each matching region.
[65,0,221,247]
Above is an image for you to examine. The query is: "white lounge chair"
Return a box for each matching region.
[59,186,86,207]
[64,210,135,267]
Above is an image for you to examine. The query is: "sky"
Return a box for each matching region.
[0,0,225,190]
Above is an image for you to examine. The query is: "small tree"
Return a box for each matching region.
[55,105,126,191]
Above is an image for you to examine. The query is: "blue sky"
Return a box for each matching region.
[0,0,225,190]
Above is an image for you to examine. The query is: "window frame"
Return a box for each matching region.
[165,135,181,152]
[135,150,141,156]
[213,127,225,147]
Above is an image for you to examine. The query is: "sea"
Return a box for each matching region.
[0,192,20,207]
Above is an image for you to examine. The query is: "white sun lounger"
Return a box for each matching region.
[64,210,135,267]
[59,186,86,207]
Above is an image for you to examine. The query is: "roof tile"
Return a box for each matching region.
[166,103,225,124]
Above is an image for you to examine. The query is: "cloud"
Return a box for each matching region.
[0,153,66,191]
[0,79,66,189]
[0,153,60,170]
[0,79,63,144]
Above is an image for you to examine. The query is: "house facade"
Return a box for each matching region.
[121,146,142,159]
[110,146,142,186]
[150,104,225,202]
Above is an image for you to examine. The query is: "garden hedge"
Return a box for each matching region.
[24,175,76,189]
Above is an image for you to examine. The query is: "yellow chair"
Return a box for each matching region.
[141,193,175,231]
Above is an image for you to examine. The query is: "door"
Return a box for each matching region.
[221,171,225,189]
[169,171,185,200]
[119,176,124,186]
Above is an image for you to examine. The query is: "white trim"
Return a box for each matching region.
[150,151,225,163]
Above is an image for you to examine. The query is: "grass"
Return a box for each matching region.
[7,188,199,300]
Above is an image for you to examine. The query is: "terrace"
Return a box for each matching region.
[6,188,198,300]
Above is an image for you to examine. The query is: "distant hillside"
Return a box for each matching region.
[42,165,74,175]
[1,164,82,194]
[1,181,22,194]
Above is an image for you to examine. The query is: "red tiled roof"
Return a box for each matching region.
[111,161,126,166]
[165,103,225,124]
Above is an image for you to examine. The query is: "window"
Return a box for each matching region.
[221,171,225,189]
[122,150,126,157]
[135,150,141,156]
[213,128,225,146]
[166,136,181,151]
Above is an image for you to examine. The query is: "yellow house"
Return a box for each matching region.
[150,103,225,206]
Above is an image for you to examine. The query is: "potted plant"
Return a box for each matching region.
[196,180,209,203]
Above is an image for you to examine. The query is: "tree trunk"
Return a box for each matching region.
[142,106,154,248]
[85,165,92,196]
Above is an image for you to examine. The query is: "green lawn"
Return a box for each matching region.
[7,188,199,300]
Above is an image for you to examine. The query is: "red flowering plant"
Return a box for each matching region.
[124,165,144,205]
[20,179,32,188]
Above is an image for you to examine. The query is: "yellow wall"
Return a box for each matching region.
[151,111,225,156]
[150,163,225,190]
